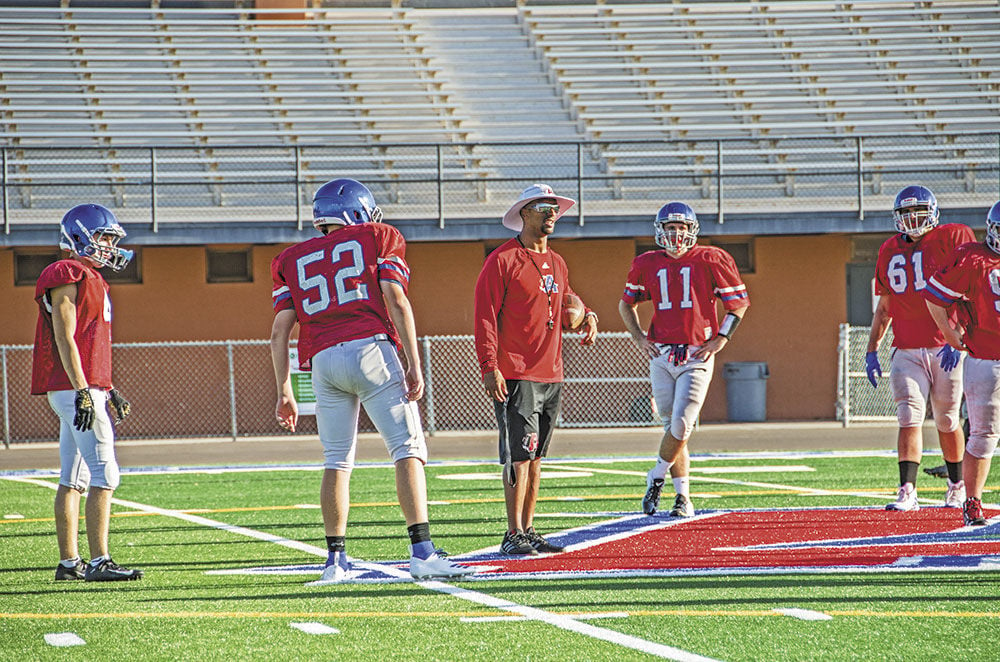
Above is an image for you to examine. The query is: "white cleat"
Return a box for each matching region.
[945,479,966,508]
[306,551,353,586]
[886,484,920,512]
[410,552,476,581]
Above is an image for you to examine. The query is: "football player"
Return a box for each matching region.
[32,203,142,582]
[620,202,749,517]
[270,178,474,582]
[923,200,1000,526]
[865,185,973,511]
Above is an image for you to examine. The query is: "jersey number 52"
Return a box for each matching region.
[296,240,369,316]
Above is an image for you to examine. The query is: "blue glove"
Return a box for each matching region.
[937,345,962,372]
[864,351,882,388]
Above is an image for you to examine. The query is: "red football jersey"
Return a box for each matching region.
[474,238,580,382]
[925,242,1000,360]
[875,223,975,348]
[621,245,749,345]
[271,223,409,370]
[31,259,114,394]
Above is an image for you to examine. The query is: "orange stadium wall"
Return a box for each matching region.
[1,234,850,422]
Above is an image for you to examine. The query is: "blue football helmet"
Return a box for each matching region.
[893,185,939,237]
[312,178,383,230]
[654,201,699,255]
[58,203,133,271]
[986,201,1000,255]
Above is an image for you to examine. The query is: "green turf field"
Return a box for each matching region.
[2,452,998,661]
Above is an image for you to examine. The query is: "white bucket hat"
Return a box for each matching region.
[501,183,577,232]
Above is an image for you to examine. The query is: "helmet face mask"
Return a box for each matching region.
[986,201,1000,255]
[893,185,939,238]
[312,178,383,231]
[654,202,699,256]
[59,204,133,271]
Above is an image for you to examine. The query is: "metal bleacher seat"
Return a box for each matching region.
[520,0,1000,201]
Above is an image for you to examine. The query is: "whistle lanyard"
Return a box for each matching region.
[516,235,555,330]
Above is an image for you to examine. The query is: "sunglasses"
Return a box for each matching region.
[527,202,561,214]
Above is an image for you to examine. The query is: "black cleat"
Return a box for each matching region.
[54,559,87,581]
[523,527,565,553]
[642,478,665,515]
[963,498,987,526]
[499,530,539,556]
[923,465,948,479]
[84,558,143,582]
[669,493,695,518]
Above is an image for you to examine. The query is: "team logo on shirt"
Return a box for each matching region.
[540,275,559,294]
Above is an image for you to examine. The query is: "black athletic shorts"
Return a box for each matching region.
[495,380,562,464]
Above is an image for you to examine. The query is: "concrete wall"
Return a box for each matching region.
[1,233,851,421]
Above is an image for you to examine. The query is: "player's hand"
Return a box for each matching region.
[632,334,661,360]
[73,388,95,431]
[276,391,298,433]
[107,388,131,423]
[404,364,424,401]
[865,351,882,388]
[937,344,962,373]
[692,336,728,361]
[580,314,598,346]
[483,369,508,402]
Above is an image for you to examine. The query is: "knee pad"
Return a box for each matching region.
[966,435,998,460]
[89,461,120,491]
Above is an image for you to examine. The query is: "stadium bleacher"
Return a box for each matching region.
[0,1,997,226]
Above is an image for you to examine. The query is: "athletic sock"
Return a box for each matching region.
[649,456,674,481]
[89,555,108,567]
[59,557,81,568]
[672,476,689,497]
[407,523,434,559]
[899,461,919,487]
[946,461,963,484]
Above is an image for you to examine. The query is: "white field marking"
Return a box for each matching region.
[289,622,340,635]
[461,615,526,622]
[4,513,24,519]
[438,471,592,481]
[773,608,833,621]
[44,632,86,647]
[294,504,320,509]
[3,476,720,662]
[689,465,815,474]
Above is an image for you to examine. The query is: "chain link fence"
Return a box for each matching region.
[1,332,659,446]
[837,324,896,425]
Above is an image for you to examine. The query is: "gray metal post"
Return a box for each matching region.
[857,136,864,221]
[2,147,7,235]
[226,342,238,441]
[295,145,303,231]
[437,144,445,229]
[150,147,158,232]
[421,337,436,435]
[2,347,10,448]
[577,142,584,226]
[717,140,724,225]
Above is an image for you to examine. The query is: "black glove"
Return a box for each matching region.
[108,388,132,424]
[73,388,95,431]
[665,343,689,367]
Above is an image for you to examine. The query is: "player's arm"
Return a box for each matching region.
[692,304,748,360]
[270,308,299,432]
[925,299,965,350]
[380,279,424,402]
[474,261,507,402]
[619,299,660,360]
[866,295,892,353]
[49,283,89,390]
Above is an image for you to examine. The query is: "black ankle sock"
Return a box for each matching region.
[946,461,963,484]
[325,535,346,554]
[899,461,919,486]
[407,522,431,545]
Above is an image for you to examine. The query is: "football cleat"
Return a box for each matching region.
[886,484,920,512]
[963,498,987,526]
[523,527,565,554]
[54,559,87,581]
[923,465,948,479]
[499,530,539,556]
[84,558,143,582]
[410,550,476,580]
[944,480,966,508]
[642,476,665,515]
[306,550,352,586]
[669,494,695,518]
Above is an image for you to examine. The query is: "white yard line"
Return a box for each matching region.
[3,475,721,662]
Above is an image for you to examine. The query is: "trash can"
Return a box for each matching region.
[723,362,770,422]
